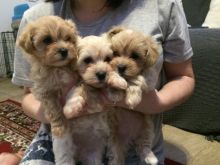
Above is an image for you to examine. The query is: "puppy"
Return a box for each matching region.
[17,15,78,137]
[64,35,127,118]
[58,35,127,165]
[105,26,159,165]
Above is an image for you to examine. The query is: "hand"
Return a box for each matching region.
[21,78,78,123]
[0,151,24,165]
[133,89,163,114]
[63,87,117,119]
[101,89,164,114]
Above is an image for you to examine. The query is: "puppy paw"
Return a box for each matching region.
[108,73,127,89]
[52,125,66,137]
[126,96,141,109]
[144,151,158,165]
[63,96,85,119]
[125,86,142,109]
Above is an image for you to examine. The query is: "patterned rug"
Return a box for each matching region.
[0,99,40,152]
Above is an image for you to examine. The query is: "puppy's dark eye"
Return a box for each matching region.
[43,36,53,45]
[104,56,112,62]
[130,52,140,60]
[64,36,71,42]
[84,57,93,64]
[113,51,120,57]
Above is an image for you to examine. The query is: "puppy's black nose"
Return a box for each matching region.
[58,48,68,59]
[96,71,106,81]
[118,64,127,74]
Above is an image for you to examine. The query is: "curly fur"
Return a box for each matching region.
[60,35,127,165]
[64,35,127,118]
[105,26,159,165]
[17,15,78,137]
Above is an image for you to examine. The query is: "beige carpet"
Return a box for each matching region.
[163,124,220,165]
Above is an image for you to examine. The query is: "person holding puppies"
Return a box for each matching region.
[9,0,195,165]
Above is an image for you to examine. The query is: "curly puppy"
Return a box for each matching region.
[64,35,127,118]
[17,15,78,137]
[56,35,127,165]
[105,26,159,165]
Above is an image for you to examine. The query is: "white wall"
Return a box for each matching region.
[0,0,42,76]
[0,0,42,32]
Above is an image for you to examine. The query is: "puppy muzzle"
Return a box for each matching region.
[117,64,127,75]
[58,48,68,59]
[96,71,106,81]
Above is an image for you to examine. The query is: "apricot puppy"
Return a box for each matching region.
[17,15,78,137]
[105,26,159,165]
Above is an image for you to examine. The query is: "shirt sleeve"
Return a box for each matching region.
[11,13,33,87]
[11,1,63,87]
[163,0,193,63]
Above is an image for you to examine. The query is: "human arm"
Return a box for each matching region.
[155,59,195,112]
[131,0,195,114]
[21,77,77,123]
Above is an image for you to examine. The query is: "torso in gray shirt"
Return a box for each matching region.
[12,0,193,164]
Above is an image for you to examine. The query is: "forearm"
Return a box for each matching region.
[135,75,195,114]
[157,75,195,112]
[22,92,49,123]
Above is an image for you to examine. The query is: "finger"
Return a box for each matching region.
[0,153,21,165]
[15,150,24,159]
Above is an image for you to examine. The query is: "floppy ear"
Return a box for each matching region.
[106,26,126,39]
[65,19,78,36]
[144,37,159,68]
[16,24,36,54]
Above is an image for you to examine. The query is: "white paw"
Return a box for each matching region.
[108,73,127,89]
[126,95,141,109]
[115,77,127,89]
[63,96,85,118]
[144,151,158,165]
[126,86,142,109]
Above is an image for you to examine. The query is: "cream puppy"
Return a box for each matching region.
[57,35,126,165]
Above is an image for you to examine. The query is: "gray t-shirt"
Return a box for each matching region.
[12,0,193,164]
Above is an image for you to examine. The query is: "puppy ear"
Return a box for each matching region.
[106,26,126,39]
[17,24,35,54]
[76,36,83,55]
[144,37,159,68]
[65,19,78,35]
